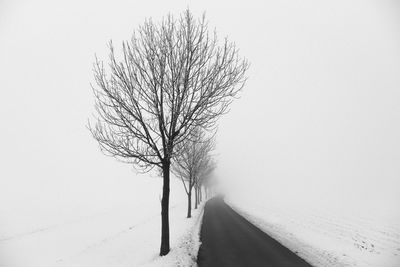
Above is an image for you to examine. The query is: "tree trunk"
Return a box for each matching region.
[187,188,192,218]
[160,161,170,256]
[194,186,198,209]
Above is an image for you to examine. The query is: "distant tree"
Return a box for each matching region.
[88,9,248,255]
[173,129,214,218]
[193,155,216,208]
[199,158,217,199]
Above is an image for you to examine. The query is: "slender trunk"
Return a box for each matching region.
[187,188,192,218]
[160,161,170,256]
[194,186,198,209]
[200,187,202,202]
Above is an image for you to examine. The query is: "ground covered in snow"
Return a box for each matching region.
[0,176,203,267]
[57,203,203,267]
[146,205,203,267]
[227,197,400,267]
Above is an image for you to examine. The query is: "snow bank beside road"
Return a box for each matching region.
[59,203,204,267]
[0,175,204,267]
[145,204,204,267]
[227,199,400,267]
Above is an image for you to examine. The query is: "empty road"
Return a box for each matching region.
[197,197,313,267]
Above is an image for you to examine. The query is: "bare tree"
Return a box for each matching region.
[198,158,217,200]
[173,128,214,218]
[193,155,216,208]
[88,9,248,255]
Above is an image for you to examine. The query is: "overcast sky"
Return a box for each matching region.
[1,0,399,220]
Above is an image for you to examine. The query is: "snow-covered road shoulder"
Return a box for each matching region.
[54,202,204,267]
[145,204,204,267]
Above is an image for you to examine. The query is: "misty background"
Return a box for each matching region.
[1,0,400,242]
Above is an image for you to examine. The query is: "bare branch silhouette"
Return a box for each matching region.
[172,128,215,217]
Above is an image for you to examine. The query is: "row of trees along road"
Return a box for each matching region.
[89,9,248,256]
[172,128,216,218]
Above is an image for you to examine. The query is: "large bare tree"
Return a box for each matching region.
[89,9,248,255]
[173,129,214,218]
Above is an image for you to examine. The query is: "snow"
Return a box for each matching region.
[58,203,203,267]
[226,197,400,267]
[0,176,204,267]
[145,204,204,267]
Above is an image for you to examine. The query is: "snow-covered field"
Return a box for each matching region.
[0,176,203,267]
[227,197,400,267]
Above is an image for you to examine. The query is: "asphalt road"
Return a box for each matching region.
[197,197,313,267]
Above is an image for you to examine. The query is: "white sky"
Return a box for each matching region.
[0,0,399,222]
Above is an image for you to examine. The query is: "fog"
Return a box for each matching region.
[213,0,400,218]
[1,0,399,233]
